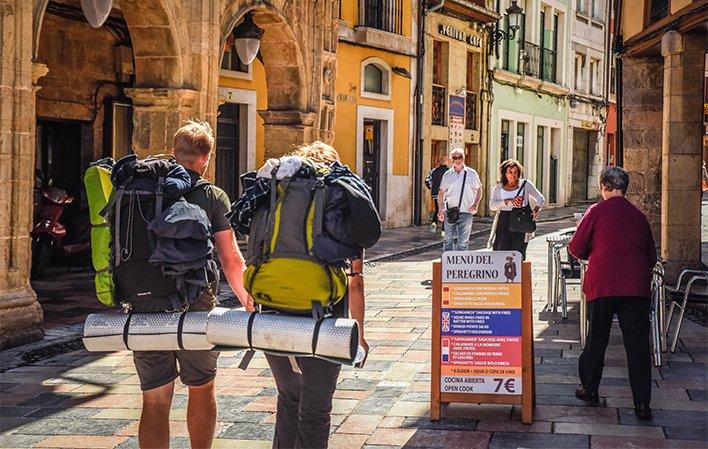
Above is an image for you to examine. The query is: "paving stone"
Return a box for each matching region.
[25,407,100,420]
[401,417,476,431]
[399,392,429,402]
[386,401,429,417]
[218,422,275,440]
[365,428,416,446]
[555,422,665,438]
[618,408,708,428]
[329,433,369,449]
[0,407,39,418]
[337,414,383,435]
[590,435,708,448]
[0,418,32,433]
[34,435,127,448]
[16,393,76,408]
[0,435,45,448]
[11,418,132,436]
[404,429,490,449]
[489,432,590,449]
[475,419,552,433]
[338,379,380,391]
[519,405,617,424]
[663,426,708,441]
[687,389,708,401]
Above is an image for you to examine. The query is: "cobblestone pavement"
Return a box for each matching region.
[1,219,707,449]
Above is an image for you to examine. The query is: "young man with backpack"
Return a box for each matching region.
[133,120,252,449]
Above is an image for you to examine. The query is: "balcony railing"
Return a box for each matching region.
[519,41,557,83]
[649,0,669,23]
[432,85,446,126]
[363,0,403,35]
[465,93,477,130]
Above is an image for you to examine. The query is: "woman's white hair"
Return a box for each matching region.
[449,147,465,158]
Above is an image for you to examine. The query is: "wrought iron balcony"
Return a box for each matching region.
[362,0,403,35]
[519,41,557,83]
[432,85,446,126]
[465,93,477,130]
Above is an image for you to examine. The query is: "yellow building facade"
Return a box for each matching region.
[216,1,417,227]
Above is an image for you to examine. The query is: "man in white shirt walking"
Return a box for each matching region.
[437,147,483,252]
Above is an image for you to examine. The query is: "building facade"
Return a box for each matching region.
[335,0,417,228]
[0,0,340,349]
[420,1,499,220]
[567,0,611,202]
[489,0,571,208]
[617,0,707,278]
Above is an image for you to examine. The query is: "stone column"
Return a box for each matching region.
[125,88,200,157]
[259,110,318,159]
[0,1,45,349]
[660,30,704,278]
[622,55,663,243]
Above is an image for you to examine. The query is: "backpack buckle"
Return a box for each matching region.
[311,301,325,321]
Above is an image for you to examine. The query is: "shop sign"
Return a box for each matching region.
[438,24,482,47]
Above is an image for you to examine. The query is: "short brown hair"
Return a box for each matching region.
[499,159,524,185]
[173,120,215,164]
[292,141,340,164]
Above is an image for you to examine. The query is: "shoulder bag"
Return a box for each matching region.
[508,180,537,234]
[445,171,467,224]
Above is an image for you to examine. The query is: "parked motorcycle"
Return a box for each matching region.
[31,183,90,280]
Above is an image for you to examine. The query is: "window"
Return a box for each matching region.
[574,53,585,92]
[364,64,384,94]
[516,122,526,165]
[465,52,477,130]
[577,0,588,15]
[589,59,597,95]
[501,120,511,162]
[432,41,446,126]
[648,0,669,24]
[610,58,616,95]
[361,59,390,99]
[591,0,605,21]
[221,33,250,73]
[362,0,403,34]
[536,126,545,191]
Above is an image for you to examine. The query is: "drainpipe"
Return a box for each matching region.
[414,0,444,226]
[613,0,623,167]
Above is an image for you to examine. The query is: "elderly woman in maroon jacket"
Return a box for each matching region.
[568,166,657,421]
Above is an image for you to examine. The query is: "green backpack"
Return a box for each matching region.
[244,164,348,317]
[84,162,115,307]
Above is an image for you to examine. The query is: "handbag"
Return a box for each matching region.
[445,171,467,224]
[509,180,537,234]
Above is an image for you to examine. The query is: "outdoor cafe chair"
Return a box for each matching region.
[650,262,666,366]
[664,269,708,352]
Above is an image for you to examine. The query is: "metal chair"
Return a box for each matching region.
[665,269,708,352]
[650,262,665,366]
[552,239,581,320]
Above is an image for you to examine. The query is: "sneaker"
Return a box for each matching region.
[429,222,437,233]
[440,230,445,238]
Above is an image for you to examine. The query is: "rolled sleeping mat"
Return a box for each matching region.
[206,308,362,365]
[83,311,213,352]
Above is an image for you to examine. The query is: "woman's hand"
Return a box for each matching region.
[513,196,523,207]
[437,211,445,222]
[532,208,540,221]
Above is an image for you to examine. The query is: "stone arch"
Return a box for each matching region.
[33,0,185,88]
[221,3,308,110]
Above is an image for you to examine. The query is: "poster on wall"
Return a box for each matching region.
[449,95,465,150]
[440,251,523,395]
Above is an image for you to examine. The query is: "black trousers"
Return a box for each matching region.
[579,296,652,405]
[493,211,528,260]
[266,354,341,449]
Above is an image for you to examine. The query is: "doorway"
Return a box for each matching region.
[571,129,590,201]
[216,102,241,200]
[363,119,382,211]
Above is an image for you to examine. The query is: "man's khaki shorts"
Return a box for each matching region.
[132,294,219,391]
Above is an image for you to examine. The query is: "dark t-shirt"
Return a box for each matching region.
[183,169,232,233]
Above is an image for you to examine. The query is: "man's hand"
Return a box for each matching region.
[468,204,478,214]
[437,211,445,222]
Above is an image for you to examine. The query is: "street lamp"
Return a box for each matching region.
[81,0,113,28]
[489,0,525,58]
[233,11,264,66]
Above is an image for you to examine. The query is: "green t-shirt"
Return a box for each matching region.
[183,170,232,233]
